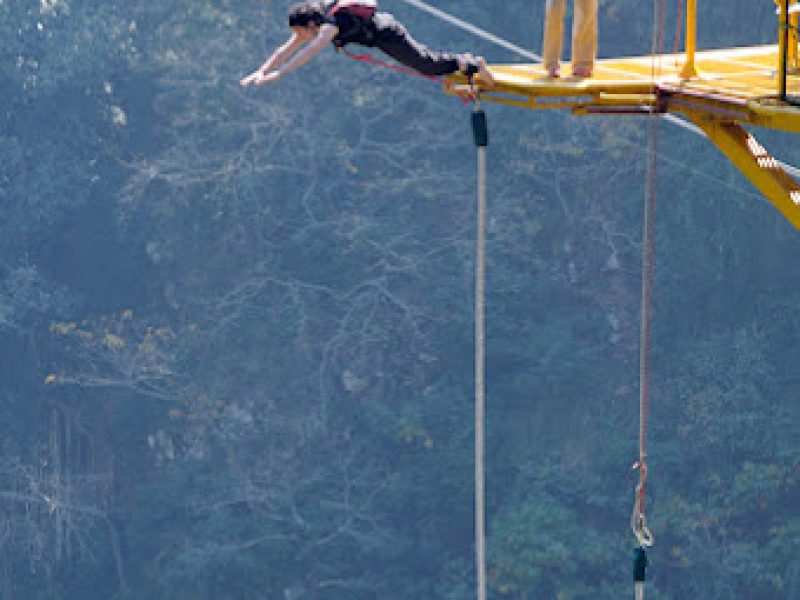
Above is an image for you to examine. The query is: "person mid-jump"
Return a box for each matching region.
[241,1,495,88]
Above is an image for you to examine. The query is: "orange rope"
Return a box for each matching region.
[341,49,476,104]
[674,0,685,54]
[633,0,666,550]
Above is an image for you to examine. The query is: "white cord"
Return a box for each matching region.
[393,0,542,62]
[663,114,800,178]
[475,139,488,600]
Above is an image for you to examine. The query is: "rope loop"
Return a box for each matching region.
[632,511,654,548]
[631,455,654,547]
[631,472,654,547]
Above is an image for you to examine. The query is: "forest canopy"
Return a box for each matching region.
[1,1,798,598]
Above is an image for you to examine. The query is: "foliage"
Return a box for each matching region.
[0,0,797,598]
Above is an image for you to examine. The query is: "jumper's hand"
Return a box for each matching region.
[254,71,282,86]
[240,70,281,87]
[240,70,261,87]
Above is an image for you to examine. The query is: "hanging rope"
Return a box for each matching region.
[471,95,489,600]
[673,0,685,55]
[630,0,667,595]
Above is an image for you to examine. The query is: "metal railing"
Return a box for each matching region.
[777,0,799,101]
[680,0,700,79]
[681,0,799,103]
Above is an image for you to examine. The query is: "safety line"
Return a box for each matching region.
[779,159,800,179]
[674,0,685,54]
[632,3,664,598]
[662,114,800,178]
[393,0,542,62]
[661,112,704,135]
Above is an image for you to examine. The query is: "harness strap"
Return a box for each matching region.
[326,0,376,19]
[341,49,476,104]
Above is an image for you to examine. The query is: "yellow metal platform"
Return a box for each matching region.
[447,45,800,228]
[453,45,800,132]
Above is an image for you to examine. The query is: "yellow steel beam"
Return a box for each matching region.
[747,101,800,133]
[657,86,800,133]
[685,114,800,229]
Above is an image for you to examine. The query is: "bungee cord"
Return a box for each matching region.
[471,93,489,600]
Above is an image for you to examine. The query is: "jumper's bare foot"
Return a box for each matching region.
[546,65,560,78]
[476,56,495,88]
[572,66,592,78]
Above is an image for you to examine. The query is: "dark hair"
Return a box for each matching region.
[287,1,326,27]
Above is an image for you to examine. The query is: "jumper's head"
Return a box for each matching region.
[287,2,326,27]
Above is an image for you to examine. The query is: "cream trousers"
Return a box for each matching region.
[543,0,598,71]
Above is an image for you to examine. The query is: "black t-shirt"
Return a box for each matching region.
[325,10,376,47]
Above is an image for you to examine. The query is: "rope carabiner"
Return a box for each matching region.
[631,508,654,548]
[631,459,654,547]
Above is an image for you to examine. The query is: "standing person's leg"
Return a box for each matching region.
[571,0,597,76]
[543,0,566,77]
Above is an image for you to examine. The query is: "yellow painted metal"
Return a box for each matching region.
[684,114,800,229]
[779,0,789,96]
[443,43,800,228]
[448,46,800,133]
[680,0,700,80]
[793,9,799,70]
[776,1,800,75]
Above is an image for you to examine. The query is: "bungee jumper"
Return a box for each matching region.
[240,0,495,88]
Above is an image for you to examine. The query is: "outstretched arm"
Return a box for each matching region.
[241,25,338,87]
[273,25,338,77]
[240,32,305,87]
